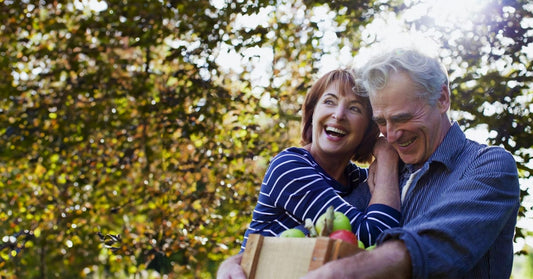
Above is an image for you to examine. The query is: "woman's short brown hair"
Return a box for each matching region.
[300,69,379,164]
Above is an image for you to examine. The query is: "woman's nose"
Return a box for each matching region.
[333,106,346,120]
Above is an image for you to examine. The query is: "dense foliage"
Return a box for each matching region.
[0,0,531,278]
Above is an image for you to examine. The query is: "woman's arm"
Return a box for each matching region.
[259,148,400,247]
[367,137,400,211]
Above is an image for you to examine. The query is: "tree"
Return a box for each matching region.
[0,0,530,277]
[0,0,375,277]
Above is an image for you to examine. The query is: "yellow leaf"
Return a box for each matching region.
[35,164,46,175]
[58,174,67,184]
[192,200,202,211]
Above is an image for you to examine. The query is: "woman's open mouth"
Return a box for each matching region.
[325,126,346,138]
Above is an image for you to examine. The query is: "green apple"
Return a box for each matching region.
[315,210,352,235]
[279,228,306,238]
[357,240,376,250]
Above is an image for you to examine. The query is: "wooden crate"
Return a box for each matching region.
[241,234,364,279]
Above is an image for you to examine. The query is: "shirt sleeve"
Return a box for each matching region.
[377,147,520,278]
[262,152,400,247]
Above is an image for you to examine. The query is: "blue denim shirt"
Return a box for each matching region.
[377,122,520,278]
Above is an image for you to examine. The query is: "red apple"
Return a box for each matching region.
[329,229,358,245]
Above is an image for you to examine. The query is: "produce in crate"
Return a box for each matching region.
[314,206,352,236]
[280,206,360,245]
[279,228,306,238]
[329,229,358,245]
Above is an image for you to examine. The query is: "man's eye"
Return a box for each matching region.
[350,106,361,113]
[375,119,386,126]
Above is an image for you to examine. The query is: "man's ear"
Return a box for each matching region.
[437,84,451,113]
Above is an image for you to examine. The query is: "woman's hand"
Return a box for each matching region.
[216,253,246,279]
[372,136,398,163]
[368,137,400,211]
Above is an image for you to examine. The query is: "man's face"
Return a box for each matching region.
[370,71,450,166]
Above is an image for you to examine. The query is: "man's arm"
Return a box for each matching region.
[301,240,411,279]
[217,253,246,279]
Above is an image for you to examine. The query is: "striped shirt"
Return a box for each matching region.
[377,122,520,278]
[241,147,401,251]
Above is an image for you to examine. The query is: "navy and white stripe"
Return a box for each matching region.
[241,147,400,251]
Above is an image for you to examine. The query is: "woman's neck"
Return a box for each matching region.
[303,145,350,185]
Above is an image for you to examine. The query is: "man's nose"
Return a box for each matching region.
[385,123,401,143]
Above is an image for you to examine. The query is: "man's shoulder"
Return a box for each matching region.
[443,123,515,165]
[433,125,516,177]
[463,138,515,163]
[455,138,518,180]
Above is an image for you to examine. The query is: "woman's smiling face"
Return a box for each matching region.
[310,80,370,160]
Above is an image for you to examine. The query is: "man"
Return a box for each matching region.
[302,48,520,278]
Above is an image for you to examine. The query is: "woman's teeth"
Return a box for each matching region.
[325,126,346,137]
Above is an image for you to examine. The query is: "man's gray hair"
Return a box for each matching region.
[359,48,450,106]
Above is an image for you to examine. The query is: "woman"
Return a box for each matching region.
[218,69,400,278]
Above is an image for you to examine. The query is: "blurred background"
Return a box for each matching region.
[1,0,531,278]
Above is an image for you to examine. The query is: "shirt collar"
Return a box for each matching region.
[405,122,465,173]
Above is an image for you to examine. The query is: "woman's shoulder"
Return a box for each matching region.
[274,147,310,159]
[346,160,367,172]
[346,161,368,185]
[270,147,317,167]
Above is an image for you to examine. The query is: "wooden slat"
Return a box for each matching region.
[241,234,264,279]
[331,239,363,260]
[308,237,334,271]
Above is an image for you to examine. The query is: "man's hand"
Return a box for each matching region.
[217,253,246,279]
[301,240,411,279]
